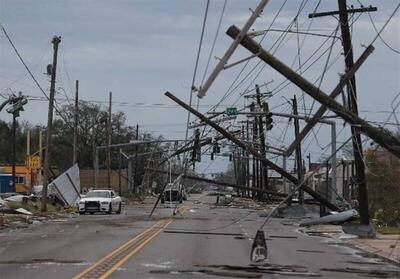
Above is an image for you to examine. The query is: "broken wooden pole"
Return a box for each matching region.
[226,25,400,159]
[165,91,339,210]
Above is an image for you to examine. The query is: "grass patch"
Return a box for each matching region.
[376,226,400,235]
[7,201,60,214]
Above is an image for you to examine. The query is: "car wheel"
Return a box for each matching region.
[107,204,112,214]
[116,203,122,214]
[79,212,85,215]
[90,212,94,215]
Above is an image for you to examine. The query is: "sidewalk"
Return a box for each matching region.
[301,224,400,264]
[348,233,400,264]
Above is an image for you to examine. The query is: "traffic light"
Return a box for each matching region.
[263,102,273,131]
[212,141,220,154]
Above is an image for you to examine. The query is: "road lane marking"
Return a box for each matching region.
[73,205,190,279]
[98,219,173,279]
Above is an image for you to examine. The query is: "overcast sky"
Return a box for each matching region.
[1,0,399,174]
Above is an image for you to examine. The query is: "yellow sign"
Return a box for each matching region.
[28,155,41,169]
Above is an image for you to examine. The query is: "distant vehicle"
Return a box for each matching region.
[78,190,122,215]
[161,183,187,204]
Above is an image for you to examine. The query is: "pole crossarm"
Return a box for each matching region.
[197,0,272,98]
[308,6,377,18]
[226,25,400,159]
[165,91,339,210]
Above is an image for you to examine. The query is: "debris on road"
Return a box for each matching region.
[321,267,399,278]
[196,264,321,277]
[150,269,263,278]
[48,164,81,206]
[269,235,298,239]
[300,209,358,226]
[163,230,244,236]
[4,195,30,203]
[14,208,33,215]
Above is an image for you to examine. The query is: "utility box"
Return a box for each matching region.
[0,174,15,193]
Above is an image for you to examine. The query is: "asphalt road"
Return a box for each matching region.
[0,193,398,278]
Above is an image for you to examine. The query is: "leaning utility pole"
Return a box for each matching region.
[107,91,112,189]
[41,36,61,212]
[292,95,304,204]
[307,0,377,226]
[72,80,79,164]
[197,0,272,98]
[165,91,339,211]
[226,25,400,159]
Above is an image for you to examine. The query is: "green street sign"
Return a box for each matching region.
[226,107,238,116]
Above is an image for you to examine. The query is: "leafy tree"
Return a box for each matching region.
[365,148,400,227]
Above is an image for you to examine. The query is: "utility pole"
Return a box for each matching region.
[3,93,28,191]
[27,129,31,187]
[38,128,42,184]
[255,85,268,199]
[292,95,304,204]
[27,130,30,159]
[338,0,368,225]
[107,92,112,189]
[134,124,139,193]
[118,148,122,195]
[307,0,377,225]
[251,103,260,197]
[92,113,97,189]
[12,112,16,192]
[41,36,61,212]
[245,121,250,195]
[72,80,79,165]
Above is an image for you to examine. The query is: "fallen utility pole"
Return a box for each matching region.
[226,25,400,159]
[285,44,373,156]
[146,168,287,198]
[42,36,61,212]
[227,27,373,157]
[165,91,338,210]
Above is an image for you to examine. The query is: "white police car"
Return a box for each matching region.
[78,190,122,214]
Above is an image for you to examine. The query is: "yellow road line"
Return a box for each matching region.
[98,219,173,279]
[73,205,190,279]
[72,220,165,279]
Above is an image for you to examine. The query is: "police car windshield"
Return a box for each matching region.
[86,191,110,198]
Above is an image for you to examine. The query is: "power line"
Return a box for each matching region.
[0,23,73,128]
